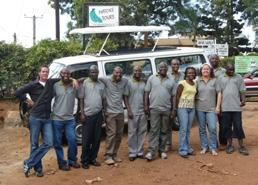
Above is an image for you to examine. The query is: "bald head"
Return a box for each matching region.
[158,62,168,77]
[60,67,71,83]
[133,65,142,80]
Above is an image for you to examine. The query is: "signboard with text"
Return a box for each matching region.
[87,5,119,27]
[216,44,228,57]
[235,56,258,73]
[196,39,215,46]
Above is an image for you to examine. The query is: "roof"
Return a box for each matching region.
[53,47,205,66]
[69,25,170,35]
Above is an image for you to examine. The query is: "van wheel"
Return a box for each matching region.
[19,101,29,128]
[172,117,179,131]
[75,123,82,144]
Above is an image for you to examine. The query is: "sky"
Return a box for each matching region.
[0,0,255,48]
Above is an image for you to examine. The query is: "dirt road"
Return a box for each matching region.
[0,101,257,185]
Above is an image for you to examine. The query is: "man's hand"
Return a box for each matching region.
[215,107,220,115]
[144,105,149,116]
[240,101,246,107]
[170,109,176,119]
[128,110,134,119]
[80,113,86,123]
[72,79,79,89]
[26,99,34,108]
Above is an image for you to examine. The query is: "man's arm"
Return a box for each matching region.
[123,95,133,119]
[144,92,150,116]
[79,98,85,123]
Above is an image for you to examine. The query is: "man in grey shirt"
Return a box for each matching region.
[166,58,184,151]
[218,63,249,155]
[144,62,176,161]
[124,66,147,161]
[52,68,80,171]
[99,66,128,165]
[209,54,227,147]
[79,65,105,169]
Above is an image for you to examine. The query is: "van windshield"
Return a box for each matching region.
[155,54,206,73]
[48,62,65,78]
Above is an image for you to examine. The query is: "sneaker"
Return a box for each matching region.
[128,156,136,161]
[59,164,70,171]
[90,160,101,166]
[35,171,44,177]
[105,158,115,165]
[145,152,153,161]
[23,161,31,177]
[226,145,235,154]
[239,146,249,156]
[113,157,122,163]
[200,148,207,154]
[69,162,81,168]
[211,149,218,156]
[160,152,168,160]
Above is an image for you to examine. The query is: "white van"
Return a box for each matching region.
[48,26,209,143]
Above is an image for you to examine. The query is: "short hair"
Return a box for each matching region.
[199,63,214,78]
[171,58,180,65]
[38,65,49,73]
[158,62,168,69]
[208,54,219,60]
[184,66,196,79]
[113,66,123,72]
[90,65,99,71]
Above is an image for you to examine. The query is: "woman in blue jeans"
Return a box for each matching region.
[175,67,197,158]
[196,63,221,155]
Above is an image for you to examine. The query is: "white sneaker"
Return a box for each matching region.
[160,152,168,160]
[200,148,207,154]
[145,152,153,161]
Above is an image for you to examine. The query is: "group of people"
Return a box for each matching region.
[16,54,249,178]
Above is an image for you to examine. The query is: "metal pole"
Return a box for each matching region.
[55,0,60,41]
[33,15,36,45]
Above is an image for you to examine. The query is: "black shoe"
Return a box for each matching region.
[35,171,44,177]
[129,156,136,161]
[69,162,81,169]
[226,145,235,154]
[90,160,101,167]
[59,165,70,171]
[81,163,90,169]
[180,154,189,158]
[23,161,31,177]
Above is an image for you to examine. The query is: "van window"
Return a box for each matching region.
[105,59,152,79]
[155,54,206,73]
[49,62,65,78]
[68,62,97,79]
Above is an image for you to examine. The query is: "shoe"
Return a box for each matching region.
[211,149,218,156]
[145,152,153,161]
[180,154,189,158]
[23,161,31,177]
[129,156,136,161]
[35,171,44,177]
[90,160,101,166]
[137,155,144,159]
[113,157,122,163]
[239,146,249,156]
[81,163,90,169]
[226,145,235,154]
[105,158,115,165]
[160,152,168,160]
[200,148,207,154]
[188,150,196,156]
[69,162,81,168]
[59,164,70,171]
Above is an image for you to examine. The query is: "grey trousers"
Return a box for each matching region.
[147,109,170,155]
[128,114,147,157]
[166,117,175,147]
[104,113,124,159]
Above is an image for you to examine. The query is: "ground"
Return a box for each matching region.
[0,100,258,185]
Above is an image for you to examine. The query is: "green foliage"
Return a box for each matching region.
[220,56,235,67]
[86,37,118,53]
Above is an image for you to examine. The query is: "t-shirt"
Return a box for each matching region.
[78,78,105,116]
[52,81,77,121]
[218,74,246,112]
[178,80,197,108]
[145,74,175,112]
[99,77,128,114]
[124,78,145,115]
[196,78,220,112]
[214,67,226,78]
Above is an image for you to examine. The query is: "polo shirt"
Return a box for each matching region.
[196,78,220,112]
[52,81,77,121]
[78,78,105,116]
[99,76,128,114]
[124,77,145,115]
[145,74,175,112]
[214,67,226,78]
[168,71,185,84]
[218,73,246,112]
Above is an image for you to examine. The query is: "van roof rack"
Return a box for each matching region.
[69,25,171,56]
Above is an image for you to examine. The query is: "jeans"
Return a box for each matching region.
[177,108,195,156]
[26,116,53,172]
[81,111,103,164]
[52,119,78,167]
[196,111,217,150]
